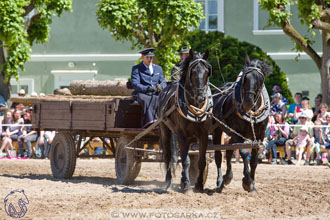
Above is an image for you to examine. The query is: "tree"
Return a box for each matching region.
[0,0,72,100]
[186,30,293,103]
[96,0,204,77]
[259,0,330,103]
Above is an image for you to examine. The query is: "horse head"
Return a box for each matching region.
[181,49,211,108]
[241,54,272,112]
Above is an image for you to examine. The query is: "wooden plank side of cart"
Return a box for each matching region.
[11,95,156,134]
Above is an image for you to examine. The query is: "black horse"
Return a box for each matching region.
[158,49,212,193]
[212,54,272,193]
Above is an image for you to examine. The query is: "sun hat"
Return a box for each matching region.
[271,92,282,99]
[18,89,26,95]
[272,85,281,91]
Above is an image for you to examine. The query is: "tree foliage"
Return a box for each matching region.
[259,0,330,103]
[96,0,204,76]
[186,30,293,103]
[0,0,72,83]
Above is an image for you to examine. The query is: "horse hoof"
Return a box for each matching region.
[223,174,233,186]
[164,183,172,191]
[194,183,204,193]
[180,182,191,194]
[215,187,224,193]
[242,182,253,192]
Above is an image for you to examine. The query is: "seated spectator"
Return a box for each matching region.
[18,111,37,158]
[259,115,275,154]
[286,92,302,124]
[285,112,314,165]
[270,93,287,118]
[0,110,24,156]
[0,95,8,116]
[294,97,313,121]
[322,115,330,167]
[37,131,56,159]
[312,95,322,122]
[1,111,12,133]
[316,103,329,124]
[295,126,312,165]
[310,120,323,165]
[272,85,288,105]
[10,89,26,110]
[260,112,289,165]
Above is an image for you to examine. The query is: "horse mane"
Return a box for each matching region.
[248,59,273,76]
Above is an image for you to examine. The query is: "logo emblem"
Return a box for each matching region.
[4,190,29,218]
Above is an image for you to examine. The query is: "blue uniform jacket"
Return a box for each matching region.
[131,62,167,93]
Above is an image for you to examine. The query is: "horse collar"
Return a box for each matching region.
[232,84,270,123]
[232,68,269,123]
[175,82,213,122]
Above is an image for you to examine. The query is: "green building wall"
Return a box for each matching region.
[18,0,322,101]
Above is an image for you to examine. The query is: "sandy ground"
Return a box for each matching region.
[0,158,330,220]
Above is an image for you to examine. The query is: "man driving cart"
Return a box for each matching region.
[131,48,167,128]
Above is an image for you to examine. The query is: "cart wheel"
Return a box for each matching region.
[115,136,141,185]
[50,133,76,179]
[189,154,209,186]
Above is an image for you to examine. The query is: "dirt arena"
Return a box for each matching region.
[0,158,329,220]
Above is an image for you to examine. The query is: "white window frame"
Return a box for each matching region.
[10,78,34,96]
[197,0,224,32]
[253,0,285,35]
[51,70,97,89]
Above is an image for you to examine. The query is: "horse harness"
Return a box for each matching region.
[162,58,213,127]
[209,66,270,144]
[176,58,213,122]
[215,67,270,124]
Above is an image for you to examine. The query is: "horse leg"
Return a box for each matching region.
[223,150,234,185]
[249,148,258,193]
[177,131,191,193]
[213,129,224,192]
[195,132,208,192]
[240,148,254,192]
[160,124,172,190]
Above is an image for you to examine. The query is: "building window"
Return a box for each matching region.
[10,78,34,96]
[51,70,97,90]
[197,0,224,32]
[253,0,286,35]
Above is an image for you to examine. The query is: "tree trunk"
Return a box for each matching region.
[69,79,133,96]
[0,42,10,101]
[321,27,330,105]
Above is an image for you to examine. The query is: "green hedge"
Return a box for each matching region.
[186,30,293,103]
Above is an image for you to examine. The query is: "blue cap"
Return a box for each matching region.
[139,48,155,57]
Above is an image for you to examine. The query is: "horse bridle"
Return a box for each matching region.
[177,58,212,116]
[185,58,212,103]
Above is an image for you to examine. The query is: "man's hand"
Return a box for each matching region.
[156,84,163,92]
[147,86,157,93]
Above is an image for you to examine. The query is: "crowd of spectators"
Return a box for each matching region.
[261,86,330,166]
[0,90,55,158]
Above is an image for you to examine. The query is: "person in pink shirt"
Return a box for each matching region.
[316,103,329,124]
[295,126,311,165]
